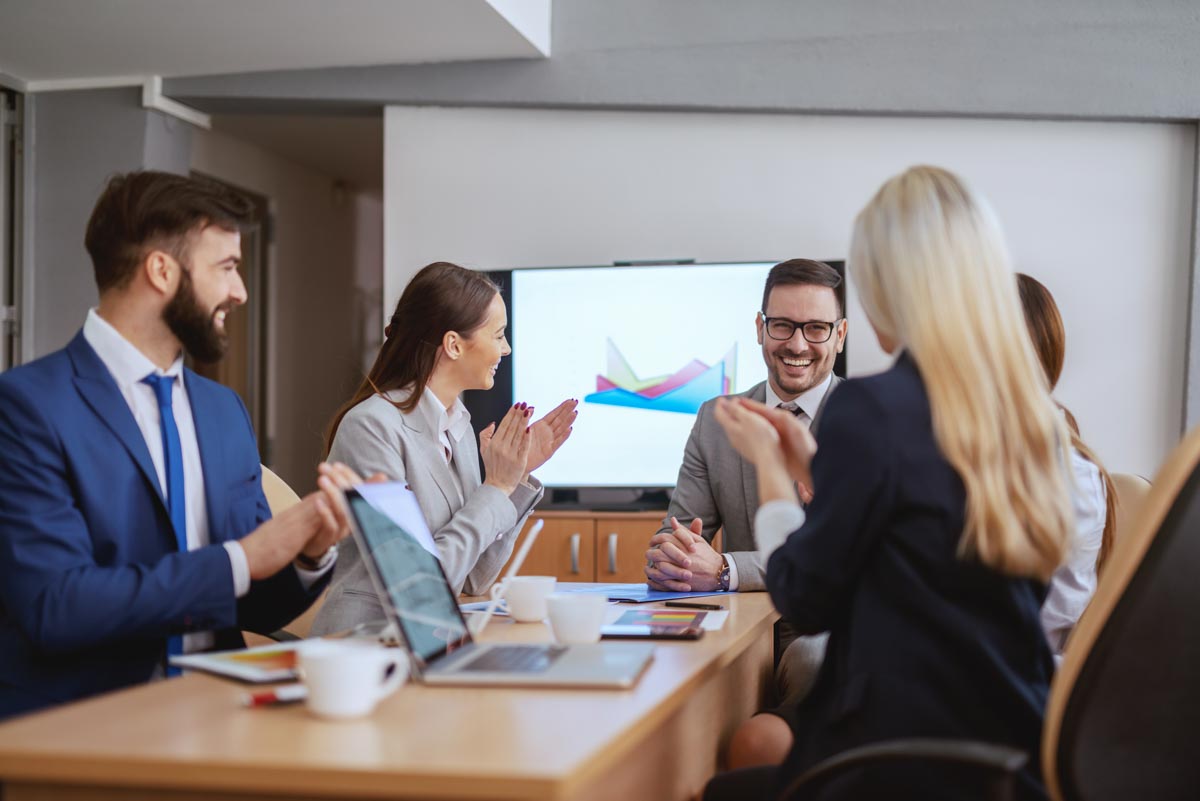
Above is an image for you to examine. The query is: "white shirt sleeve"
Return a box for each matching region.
[222,540,339,598]
[725,555,741,591]
[293,550,339,591]
[223,541,251,598]
[754,499,807,558]
[1040,449,1106,654]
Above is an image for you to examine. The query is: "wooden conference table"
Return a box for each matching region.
[0,591,778,801]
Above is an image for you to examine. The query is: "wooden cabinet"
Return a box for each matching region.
[500,511,665,583]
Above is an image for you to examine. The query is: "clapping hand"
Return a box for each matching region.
[241,461,383,580]
[479,404,533,495]
[744,399,818,493]
[526,398,578,474]
[714,397,817,504]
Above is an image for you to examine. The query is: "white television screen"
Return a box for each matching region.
[510,262,774,487]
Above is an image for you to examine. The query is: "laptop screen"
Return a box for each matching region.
[345,489,470,665]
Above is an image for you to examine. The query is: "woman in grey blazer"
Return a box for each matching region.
[311,262,577,636]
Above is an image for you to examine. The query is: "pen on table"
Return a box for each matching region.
[663,601,723,611]
[242,684,307,708]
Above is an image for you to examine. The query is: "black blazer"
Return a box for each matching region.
[767,353,1054,801]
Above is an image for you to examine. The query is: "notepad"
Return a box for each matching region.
[610,609,707,628]
[170,642,302,684]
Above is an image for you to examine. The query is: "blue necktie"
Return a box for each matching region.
[142,373,187,676]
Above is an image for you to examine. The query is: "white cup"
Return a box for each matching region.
[546,592,608,644]
[491,575,556,622]
[298,641,407,720]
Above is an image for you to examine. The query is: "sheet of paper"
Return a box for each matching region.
[353,482,439,559]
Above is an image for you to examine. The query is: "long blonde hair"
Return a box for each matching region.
[850,166,1073,581]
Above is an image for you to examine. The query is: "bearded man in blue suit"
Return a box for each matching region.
[0,171,361,719]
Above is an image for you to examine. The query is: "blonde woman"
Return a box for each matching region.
[703,166,1073,801]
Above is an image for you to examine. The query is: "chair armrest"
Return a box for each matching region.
[779,738,1027,801]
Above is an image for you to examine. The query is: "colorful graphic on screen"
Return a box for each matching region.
[584,339,737,415]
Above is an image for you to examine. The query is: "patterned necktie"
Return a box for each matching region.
[142,373,186,676]
[781,402,808,425]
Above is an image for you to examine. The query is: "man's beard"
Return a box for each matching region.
[163,267,230,364]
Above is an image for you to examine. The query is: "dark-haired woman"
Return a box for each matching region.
[1017,272,1115,660]
[311,262,576,636]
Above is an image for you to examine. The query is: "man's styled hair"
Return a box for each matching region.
[761,259,844,317]
[84,170,253,292]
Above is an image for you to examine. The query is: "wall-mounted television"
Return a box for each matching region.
[463,261,845,508]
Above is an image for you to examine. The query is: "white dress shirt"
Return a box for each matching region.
[83,310,243,654]
[765,373,833,427]
[417,386,471,499]
[82,310,330,654]
[1040,448,1106,660]
[414,386,535,538]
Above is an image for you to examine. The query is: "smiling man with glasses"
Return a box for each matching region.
[644,260,846,755]
[645,258,847,596]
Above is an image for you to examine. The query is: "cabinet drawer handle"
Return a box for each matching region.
[570,533,581,574]
[607,533,618,574]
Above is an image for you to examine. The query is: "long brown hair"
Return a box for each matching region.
[1017,273,1117,575]
[325,262,499,455]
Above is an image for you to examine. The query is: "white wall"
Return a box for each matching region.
[385,106,1195,478]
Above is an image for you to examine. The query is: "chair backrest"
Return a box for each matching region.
[1109,472,1151,547]
[1043,432,1200,801]
[261,464,301,514]
[258,465,326,639]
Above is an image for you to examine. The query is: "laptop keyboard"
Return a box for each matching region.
[458,645,567,674]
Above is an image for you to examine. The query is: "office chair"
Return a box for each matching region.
[253,465,329,643]
[1108,472,1150,547]
[261,463,301,514]
[779,430,1200,801]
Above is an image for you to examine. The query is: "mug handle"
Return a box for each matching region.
[490,580,508,602]
[375,652,408,701]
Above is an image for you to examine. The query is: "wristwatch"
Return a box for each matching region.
[717,553,731,592]
[295,545,337,571]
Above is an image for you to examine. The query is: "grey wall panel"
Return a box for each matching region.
[29,88,191,357]
[142,111,193,175]
[167,0,1200,121]
[30,88,145,356]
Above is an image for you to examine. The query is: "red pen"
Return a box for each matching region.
[241,684,307,708]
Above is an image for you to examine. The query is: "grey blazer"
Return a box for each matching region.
[311,390,542,636]
[659,376,841,591]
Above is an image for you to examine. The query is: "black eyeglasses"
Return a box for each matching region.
[760,314,843,344]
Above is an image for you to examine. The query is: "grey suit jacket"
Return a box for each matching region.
[659,376,841,591]
[311,390,542,636]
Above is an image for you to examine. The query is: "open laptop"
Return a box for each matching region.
[344,487,654,689]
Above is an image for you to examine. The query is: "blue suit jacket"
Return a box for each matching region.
[0,332,324,719]
[769,354,1054,801]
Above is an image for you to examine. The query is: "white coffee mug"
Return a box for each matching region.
[546,592,608,644]
[491,575,556,622]
[299,641,407,720]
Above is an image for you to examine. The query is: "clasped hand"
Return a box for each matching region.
[644,516,724,592]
